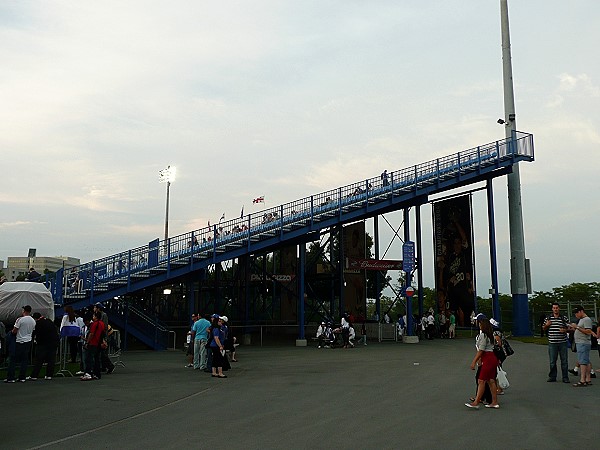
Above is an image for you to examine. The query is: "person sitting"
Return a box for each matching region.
[323,323,335,348]
[316,322,326,348]
[27,268,42,282]
[348,325,356,348]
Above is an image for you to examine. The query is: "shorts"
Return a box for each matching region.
[576,343,591,365]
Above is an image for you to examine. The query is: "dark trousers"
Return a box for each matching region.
[85,345,102,378]
[7,342,32,381]
[206,347,213,371]
[31,344,57,378]
[67,336,79,363]
[100,347,114,372]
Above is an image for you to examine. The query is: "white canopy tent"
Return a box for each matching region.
[0,282,55,323]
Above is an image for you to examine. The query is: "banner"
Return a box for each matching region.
[343,222,367,318]
[279,245,298,321]
[346,257,402,271]
[433,195,475,326]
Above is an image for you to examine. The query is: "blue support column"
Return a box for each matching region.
[415,205,424,319]
[298,243,306,340]
[404,208,413,336]
[374,215,381,321]
[487,180,501,321]
[338,225,345,316]
[187,280,195,317]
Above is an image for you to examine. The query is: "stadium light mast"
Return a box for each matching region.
[159,165,176,243]
[500,0,530,336]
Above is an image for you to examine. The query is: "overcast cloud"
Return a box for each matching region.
[1,1,598,295]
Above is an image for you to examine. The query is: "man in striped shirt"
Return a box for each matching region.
[542,302,570,383]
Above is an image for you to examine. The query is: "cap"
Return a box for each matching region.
[490,318,500,328]
[220,315,228,323]
[475,313,486,321]
[572,305,584,314]
[211,313,220,319]
[94,302,104,309]
[321,321,325,325]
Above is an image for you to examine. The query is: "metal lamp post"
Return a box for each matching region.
[159,165,176,243]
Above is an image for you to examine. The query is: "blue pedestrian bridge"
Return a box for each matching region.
[49,131,534,349]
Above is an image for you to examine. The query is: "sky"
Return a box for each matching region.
[1,1,599,296]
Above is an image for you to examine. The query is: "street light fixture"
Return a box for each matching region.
[159,165,176,243]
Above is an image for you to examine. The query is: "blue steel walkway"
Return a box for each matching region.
[49,132,534,348]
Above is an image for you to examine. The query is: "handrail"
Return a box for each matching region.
[56,132,534,303]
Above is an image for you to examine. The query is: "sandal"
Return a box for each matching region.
[585,382,592,386]
[572,382,587,387]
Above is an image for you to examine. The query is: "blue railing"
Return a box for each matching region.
[55,131,533,304]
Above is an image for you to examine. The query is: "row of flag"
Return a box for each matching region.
[207,196,265,227]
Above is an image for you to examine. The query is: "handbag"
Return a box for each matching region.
[493,344,507,362]
[502,338,514,356]
[497,366,510,389]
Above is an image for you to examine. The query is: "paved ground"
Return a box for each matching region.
[3,337,597,450]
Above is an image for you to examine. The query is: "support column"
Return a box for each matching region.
[416,205,424,319]
[374,215,381,321]
[338,225,345,316]
[404,208,418,343]
[487,180,501,321]
[296,242,307,346]
[501,0,531,336]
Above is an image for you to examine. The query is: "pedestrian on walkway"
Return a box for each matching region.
[28,313,59,380]
[465,317,500,409]
[542,302,570,383]
[5,305,36,383]
[569,306,595,387]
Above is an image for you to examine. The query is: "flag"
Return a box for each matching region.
[240,206,244,218]
[219,213,225,222]
[208,220,211,227]
[253,196,264,204]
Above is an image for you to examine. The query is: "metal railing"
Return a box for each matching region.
[54,132,534,304]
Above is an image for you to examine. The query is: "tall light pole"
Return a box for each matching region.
[500,0,530,335]
[159,165,176,243]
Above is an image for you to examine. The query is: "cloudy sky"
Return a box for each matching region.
[1,1,598,295]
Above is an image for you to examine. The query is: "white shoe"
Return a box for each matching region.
[75,371,84,375]
[80,374,92,381]
[45,376,52,380]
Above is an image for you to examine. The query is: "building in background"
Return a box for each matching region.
[6,249,79,281]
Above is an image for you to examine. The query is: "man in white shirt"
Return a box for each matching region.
[5,305,36,383]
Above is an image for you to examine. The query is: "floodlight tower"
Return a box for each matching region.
[159,165,176,243]
[500,0,531,335]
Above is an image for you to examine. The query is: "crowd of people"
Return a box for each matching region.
[315,313,359,348]
[2,302,116,383]
[185,313,237,378]
[464,303,600,410]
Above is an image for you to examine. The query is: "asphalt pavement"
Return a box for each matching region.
[3,336,597,450]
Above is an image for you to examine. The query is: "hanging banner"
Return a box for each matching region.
[433,195,475,326]
[279,245,298,321]
[346,257,402,271]
[343,222,367,318]
[250,274,295,282]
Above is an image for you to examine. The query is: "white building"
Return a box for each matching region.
[6,250,80,282]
